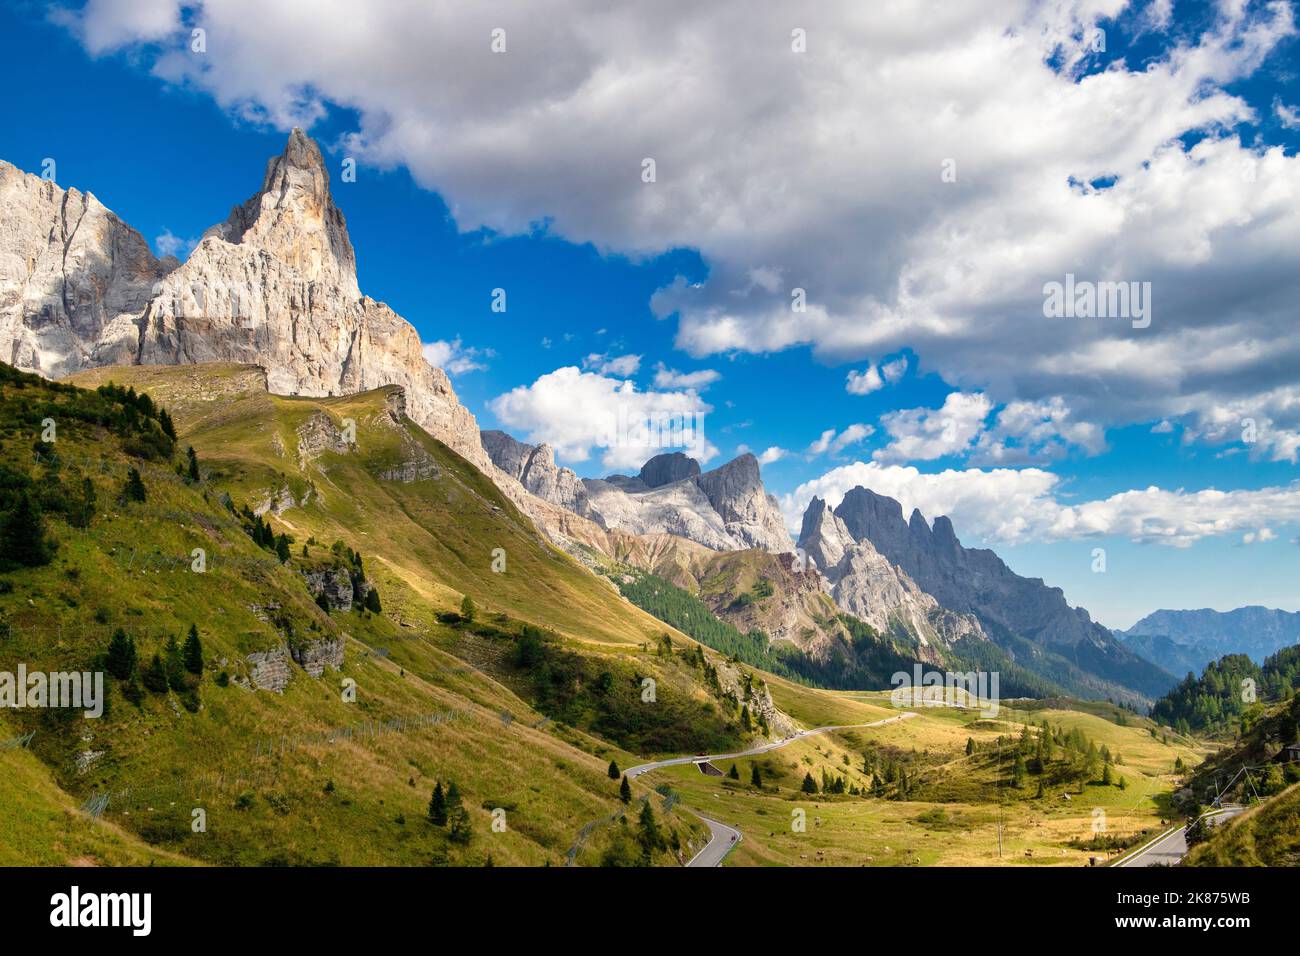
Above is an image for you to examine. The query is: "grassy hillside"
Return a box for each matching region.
[1184,782,1300,866]
[1,362,720,865]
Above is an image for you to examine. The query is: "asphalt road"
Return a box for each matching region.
[628,711,919,866]
[1116,806,1245,867]
[686,815,743,867]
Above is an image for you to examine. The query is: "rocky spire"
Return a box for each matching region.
[205,127,359,299]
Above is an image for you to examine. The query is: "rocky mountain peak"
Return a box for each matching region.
[204,128,359,299]
[930,514,959,550]
[798,496,854,570]
[836,486,910,557]
[639,451,701,488]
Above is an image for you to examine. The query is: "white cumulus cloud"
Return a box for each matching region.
[489,366,715,470]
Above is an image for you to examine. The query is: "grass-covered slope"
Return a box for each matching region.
[1,362,726,865]
[1184,782,1300,866]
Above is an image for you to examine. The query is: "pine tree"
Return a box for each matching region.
[460,595,476,622]
[728,763,740,780]
[607,759,621,780]
[183,624,203,675]
[157,408,177,442]
[751,765,762,788]
[185,446,200,482]
[1101,763,1114,786]
[1012,753,1027,788]
[141,654,168,693]
[122,468,147,503]
[364,588,382,614]
[619,775,632,803]
[638,801,664,854]
[801,772,818,794]
[0,490,55,567]
[67,476,96,529]
[428,782,448,825]
[740,705,753,732]
[275,533,290,564]
[446,782,472,845]
[164,635,187,691]
[106,628,137,680]
[966,737,975,756]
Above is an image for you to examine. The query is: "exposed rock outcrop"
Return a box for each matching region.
[302,567,355,611]
[246,645,292,693]
[290,636,346,678]
[797,496,986,651]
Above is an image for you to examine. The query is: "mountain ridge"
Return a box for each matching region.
[1117,606,1300,677]
[799,486,1175,703]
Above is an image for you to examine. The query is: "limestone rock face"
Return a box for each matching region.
[638,452,700,488]
[0,160,177,377]
[692,454,794,553]
[572,452,794,554]
[302,567,355,611]
[246,646,292,693]
[290,636,346,678]
[797,497,854,571]
[480,429,590,515]
[796,502,985,652]
[0,130,494,479]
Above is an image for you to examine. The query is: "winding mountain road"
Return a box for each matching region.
[1115,806,1245,867]
[627,711,919,866]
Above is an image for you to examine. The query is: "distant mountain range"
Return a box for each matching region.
[1116,607,1300,677]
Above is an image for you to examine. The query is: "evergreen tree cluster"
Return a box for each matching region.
[1152,648,1300,735]
[428,780,473,845]
[106,623,204,710]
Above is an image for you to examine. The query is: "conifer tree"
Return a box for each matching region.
[428,781,448,825]
[106,628,137,680]
[186,446,200,482]
[751,765,762,789]
[728,763,740,780]
[183,624,203,675]
[608,759,621,780]
[966,737,975,756]
[364,587,382,613]
[460,595,477,622]
[0,489,55,567]
[164,634,187,691]
[446,781,472,844]
[619,775,632,803]
[122,468,146,503]
[801,772,818,794]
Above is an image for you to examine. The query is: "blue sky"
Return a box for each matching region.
[4,0,1300,628]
